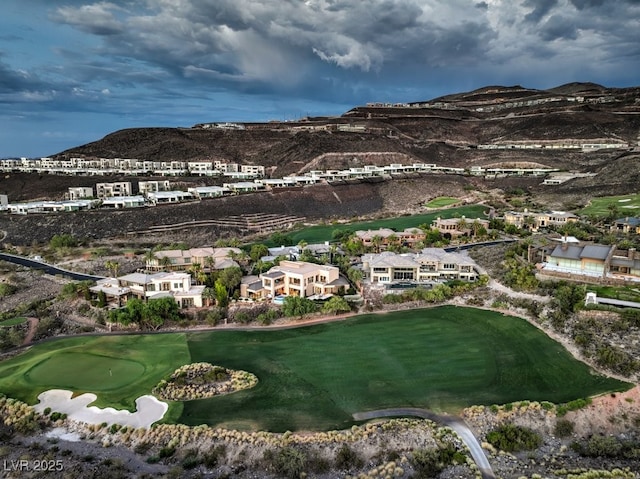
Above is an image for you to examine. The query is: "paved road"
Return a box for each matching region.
[353,408,495,479]
[0,252,104,282]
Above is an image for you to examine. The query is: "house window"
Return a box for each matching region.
[442,263,456,270]
[161,282,170,291]
[173,282,181,289]
[393,268,415,280]
[147,284,155,292]
[373,267,388,273]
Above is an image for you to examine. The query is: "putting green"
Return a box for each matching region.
[25,352,145,392]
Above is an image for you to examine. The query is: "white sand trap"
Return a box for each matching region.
[34,389,168,429]
[618,198,632,202]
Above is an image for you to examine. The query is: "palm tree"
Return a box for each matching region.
[202,287,216,307]
[159,255,172,271]
[204,255,216,273]
[104,260,119,278]
[143,249,157,270]
[371,235,383,253]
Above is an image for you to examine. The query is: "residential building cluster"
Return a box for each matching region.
[1,159,564,214]
[477,140,628,152]
[0,157,265,178]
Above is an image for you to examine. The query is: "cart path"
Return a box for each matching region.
[22,317,39,345]
[353,408,495,479]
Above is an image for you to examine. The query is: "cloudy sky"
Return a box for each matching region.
[1,0,639,157]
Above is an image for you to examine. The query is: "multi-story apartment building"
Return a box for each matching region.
[138,180,171,195]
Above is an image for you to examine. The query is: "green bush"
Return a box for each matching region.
[486,423,542,452]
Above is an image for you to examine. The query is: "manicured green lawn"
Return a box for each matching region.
[0,307,630,432]
[425,197,460,208]
[0,317,27,327]
[181,307,629,431]
[0,334,190,421]
[587,285,640,303]
[579,194,640,217]
[269,205,487,245]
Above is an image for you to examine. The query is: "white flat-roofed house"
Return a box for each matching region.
[241,165,265,176]
[101,195,146,209]
[138,180,171,194]
[283,175,321,186]
[187,161,218,176]
[223,182,265,194]
[256,178,296,189]
[146,190,194,205]
[188,186,230,199]
[67,187,94,200]
[96,181,133,198]
[260,260,343,298]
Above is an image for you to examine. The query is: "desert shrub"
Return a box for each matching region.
[265,447,307,479]
[486,423,542,452]
[554,419,575,438]
[334,444,364,470]
[202,445,226,468]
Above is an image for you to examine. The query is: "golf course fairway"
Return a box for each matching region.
[0,306,630,432]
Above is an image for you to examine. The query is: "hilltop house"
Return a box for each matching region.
[362,248,480,284]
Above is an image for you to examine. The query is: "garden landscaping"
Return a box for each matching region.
[0,306,630,432]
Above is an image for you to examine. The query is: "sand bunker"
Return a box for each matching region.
[34,389,167,429]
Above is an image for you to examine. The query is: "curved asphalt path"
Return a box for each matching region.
[353,408,495,479]
[0,252,103,282]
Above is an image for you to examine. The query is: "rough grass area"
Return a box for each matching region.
[0,307,629,432]
[425,196,460,208]
[0,317,27,327]
[181,306,629,431]
[579,193,640,216]
[275,205,487,245]
[0,333,190,422]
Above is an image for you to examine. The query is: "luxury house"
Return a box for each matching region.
[146,247,241,272]
[362,248,480,284]
[90,272,205,308]
[430,217,490,239]
[355,227,427,250]
[540,243,640,283]
[258,260,347,299]
[504,210,578,232]
[611,217,640,235]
